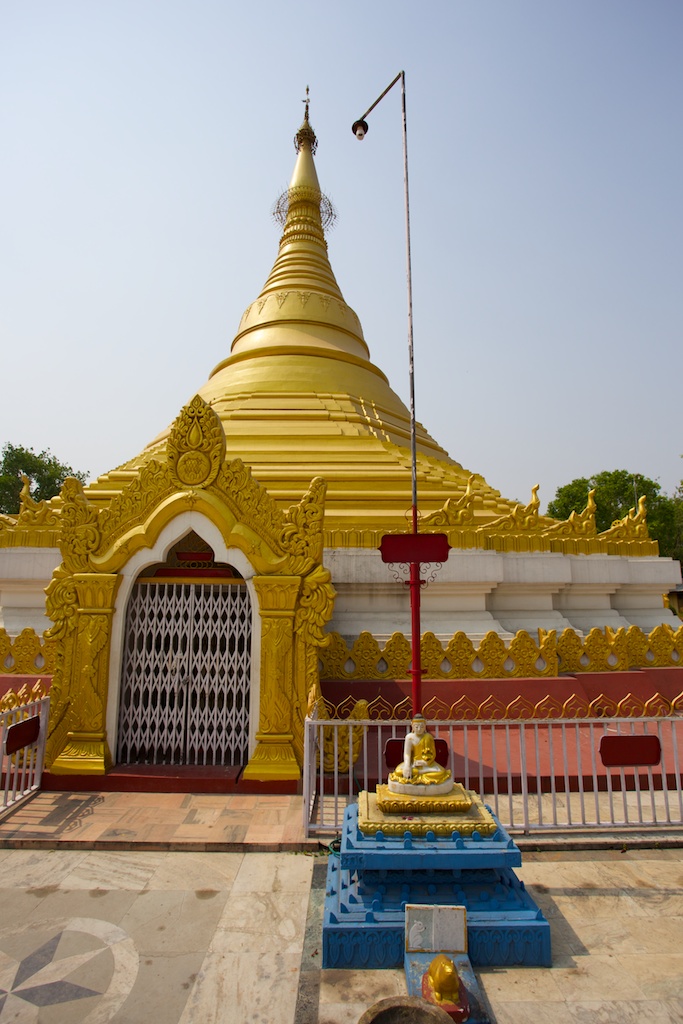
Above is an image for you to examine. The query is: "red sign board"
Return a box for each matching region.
[599,734,661,768]
[5,715,41,756]
[379,533,450,564]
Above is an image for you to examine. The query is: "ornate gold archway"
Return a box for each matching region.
[44,395,335,781]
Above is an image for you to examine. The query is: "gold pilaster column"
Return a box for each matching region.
[242,575,302,781]
[49,573,121,775]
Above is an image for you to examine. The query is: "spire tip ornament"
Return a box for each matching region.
[295,85,318,154]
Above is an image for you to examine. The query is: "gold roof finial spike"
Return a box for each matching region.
[295,85,317,154]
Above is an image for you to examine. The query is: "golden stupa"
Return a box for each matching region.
[0,106,676,783]
[84,109,515,542]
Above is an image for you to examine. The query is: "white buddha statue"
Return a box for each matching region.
[387,715,454,796]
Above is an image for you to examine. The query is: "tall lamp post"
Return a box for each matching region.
[353,72,448,716]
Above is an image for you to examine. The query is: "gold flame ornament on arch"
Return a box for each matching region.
[167,395,226,489]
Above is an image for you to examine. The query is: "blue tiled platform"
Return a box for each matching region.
[323,801,551,970]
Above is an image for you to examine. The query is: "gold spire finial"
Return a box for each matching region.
[295,87,317,154]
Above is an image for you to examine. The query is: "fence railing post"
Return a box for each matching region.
[301,713,683,837]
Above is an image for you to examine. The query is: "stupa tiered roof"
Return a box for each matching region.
[84,111,519,544]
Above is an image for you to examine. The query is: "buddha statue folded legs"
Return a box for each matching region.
[388,715,454,797]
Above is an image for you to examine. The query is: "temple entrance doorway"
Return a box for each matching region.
[116,535,252,766]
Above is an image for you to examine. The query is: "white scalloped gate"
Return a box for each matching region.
[117,580,252,765]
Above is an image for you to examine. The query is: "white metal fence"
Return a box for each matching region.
[303,713,683,837]
[1,697,50,820]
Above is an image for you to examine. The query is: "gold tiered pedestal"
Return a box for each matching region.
[358,787,499,839]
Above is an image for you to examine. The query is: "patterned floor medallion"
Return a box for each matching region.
[0,917,138,1021]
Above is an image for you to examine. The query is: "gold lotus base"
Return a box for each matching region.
[358,788,498,838]
[376,782,473,815]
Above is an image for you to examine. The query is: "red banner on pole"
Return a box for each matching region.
[379,533,450,564]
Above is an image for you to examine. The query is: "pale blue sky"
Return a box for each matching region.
[1,1,681,510]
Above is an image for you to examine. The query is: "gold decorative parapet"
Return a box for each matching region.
[0,476,62,549]
[320,623,683,682]
[431,685,683,720]
[322,487,659,556]
[0,628,56,674]
[318,686,683,723]
[0,679,49,714]
[321,629,559,681]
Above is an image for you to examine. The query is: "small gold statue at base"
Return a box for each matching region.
[422,954,470,1021]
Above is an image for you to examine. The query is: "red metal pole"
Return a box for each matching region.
[409,558,422,716]
[410,495,421,716]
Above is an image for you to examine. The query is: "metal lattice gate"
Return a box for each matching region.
[117,581,252,765]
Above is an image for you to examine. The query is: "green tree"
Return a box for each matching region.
[547,470,683,563]
[0,444,88,515]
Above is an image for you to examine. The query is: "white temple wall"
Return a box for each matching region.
[485,553,574,635]
[324,547,681,641]
[0,543,679,645]
[0,548,61,636]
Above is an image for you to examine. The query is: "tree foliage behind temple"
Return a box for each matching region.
[0,444,88,515]
[547,469,683,564]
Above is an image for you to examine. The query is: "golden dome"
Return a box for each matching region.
[88,111,513,541]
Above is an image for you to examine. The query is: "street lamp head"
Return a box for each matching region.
[352,119,369,141]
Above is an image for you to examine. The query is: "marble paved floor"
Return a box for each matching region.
[0,791,313,850]
[0,794,682,1022]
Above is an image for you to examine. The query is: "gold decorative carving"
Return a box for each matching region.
[478,484,542,534]
[167,394,225,489]
[421,476,477,529]
[0,476,62,549]
[97,460,175,559]
[640,692,673,717]
[307,681,368,773]
[533,693,565,719]
[316,684,682,723]
[14,390,331,780]
[444,633,477,678]
[509,628,558,676]
[48,732,112,775]
[320,625,683,682]
[596,496,658,555]
[477,633,509,679]
[218,459,279,529]
[555,628,584,674]
[543,490,597,540]
[43,564,80,766]
[59,478,101,573]
[243,575,302,780]
[280,477,327,574]
[291,565,336,757]
[384,633,412,678]
[0,628,56,674]
[504,695,537,719]
[16,475,62,527]
[48,574,119,775]
[294,564,335,646]
[358,789,498,838]
[240,736,301,780]
[375,782,473,816]
[0,679,48,713]
[421,632,449,679]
